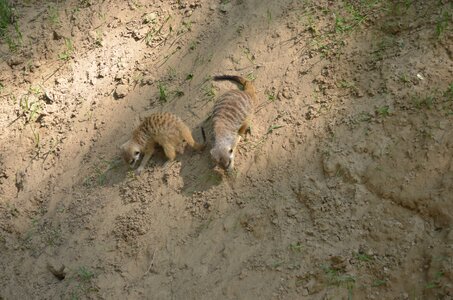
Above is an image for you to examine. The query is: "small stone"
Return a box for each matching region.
[305,105,319,120]
[55,77,67,85]
[7,56,24,67]
[305,278,317,294]
[114,85,128,99]
[287,208,297,217]
[142,76,154,85]
[53,30,65,40]
[143,12,157,24]
[282,87,292,99]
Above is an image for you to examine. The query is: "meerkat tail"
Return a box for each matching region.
[213,75,256,99]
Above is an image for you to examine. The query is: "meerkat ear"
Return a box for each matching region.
[119,142,127,150]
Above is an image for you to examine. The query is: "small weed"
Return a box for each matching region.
[31,127,40,150]
[266,124,284,134]
[0,82,3,93]
[143,12,157,24]
[372,279,386,287]
[334,3,366,33]
[189,41,196,51]
[398,73,411,85]
[144,30,154,46]
[243,47,255,64]
[246,72,256,81]
[19,95,42,123]
[266,8,272,24]
[413,95,434,109]
[356,253,373,262]
[48,5,60,25]
[436,10,451,38]
[265,90,276,101]
[182,20,192,32]
[29,86,42,96]
[289,242,303,252]
[0,0,22,51]
[322,265,355,295]
[426,271,444,289]
[44,227,62,246]
[144,15,171,46]
[78,266,94,282]
[185,73,194,81]
[83,159,120,188]
[202,83,216,100]
[93,29,103,47]
[168,67,177,80]
[174,90,184,97]
[58,38,74,61]
[337,80,355,89]
[334,15,351,33]
[0,0,13,36]
[271,260,285,269]
[376,105,390,117]
[443,83,453,100]
[132,72,144,87]
[126,170,136,179]
[158,83,168,102]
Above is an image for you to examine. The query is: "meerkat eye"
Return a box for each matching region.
[228,148,233,154]
[134,151,140,156]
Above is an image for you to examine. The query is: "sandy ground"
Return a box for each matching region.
[0,0,452,299]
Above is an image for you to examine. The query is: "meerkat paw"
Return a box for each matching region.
[135,167,144,175]
[245,125,252,135]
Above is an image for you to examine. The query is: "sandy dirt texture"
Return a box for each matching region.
[0,0,452,299]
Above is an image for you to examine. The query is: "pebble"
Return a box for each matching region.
[115,84,128,99]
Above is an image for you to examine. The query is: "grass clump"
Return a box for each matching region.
[0,0,22,51]
[158,83,168,102]
[0,0,13,36]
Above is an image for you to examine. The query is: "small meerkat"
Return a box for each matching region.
[209,75,257,172]
[121,112,205,174]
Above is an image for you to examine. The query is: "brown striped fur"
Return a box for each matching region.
[121,112,205,174]
[210,75,256,172]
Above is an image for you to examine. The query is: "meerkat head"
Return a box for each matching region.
[120,140,142,168]
[210,135,237,171]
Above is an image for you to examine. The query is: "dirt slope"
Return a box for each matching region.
[0,0,452,299]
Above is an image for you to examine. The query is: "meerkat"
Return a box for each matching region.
[209,75,257,172]
[121,112,205,174]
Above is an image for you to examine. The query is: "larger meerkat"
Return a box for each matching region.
[121,112,205,174]
[209,75,256,172]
